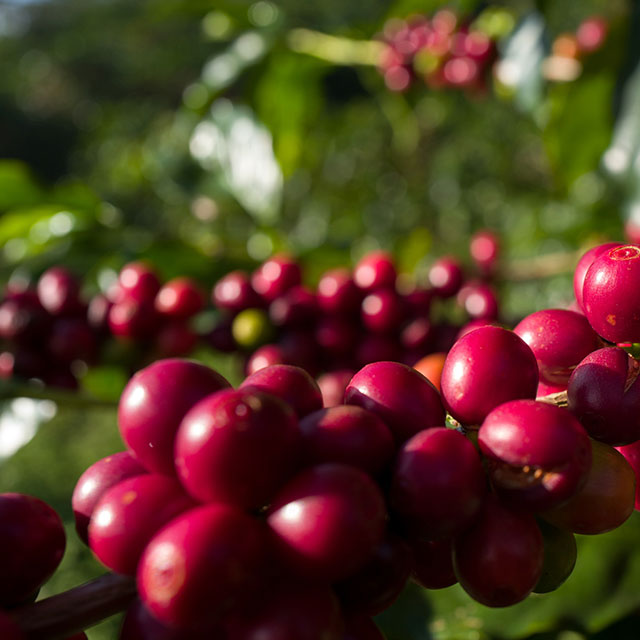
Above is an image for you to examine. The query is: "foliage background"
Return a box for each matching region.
[1,0,640,638]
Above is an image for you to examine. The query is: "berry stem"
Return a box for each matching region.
[287,28,384,65]
[0,382,118,409]
[537,390,568,407]
[10,573,136,639]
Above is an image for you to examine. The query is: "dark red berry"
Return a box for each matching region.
[353,251,396,292]
[117,262,161,304]
[428,257,463,298]
[155,277,205,318]
[410,538,457,589]
[251,255,301,303]
[213,271,262,313]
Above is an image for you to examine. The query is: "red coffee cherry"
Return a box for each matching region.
[479,400,591,511]
[514,309,600,386]
[251,255,301,303]
[37,266,82,316]
[269,286,317,328]
[266,463,386,582]
[573,242,620,312]
[353,251,396,292]
[428,257,463,298]
[89,474,196,576]
[138,504,266,629]
[440,326,538,426]
[117,262,161,304]
[155,277,205,318]
[316,369,354,408]
[615,440,640,510]
[118,359,231,475]
[391,427,486,539]
[245,344,287,375]
[361,289,405,333]
[470,229,500,275]
[345,361,444,444]
[567,347,640,445]
[317,268,362,315]
[0,493,66,607]
[410,538,457,590]
[213,270,262,313]
[72,451,147,545]
[457,282,499,321]
[175,388,300,509]
[582,244,640,343]
[453,495,543,607]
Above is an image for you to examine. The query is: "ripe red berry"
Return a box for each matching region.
[410,538,457,590]
[582,244,640,343]
[155,277,205,318]
[353,251,397,292]
[89,474,196,576]
[440,326,538,425]
[267,463,386,582]
[514,309,600,386]
[453,495,543,607]
[240,364,323,419]
[138,504,266,629]
[573,242,620,312]
[37,266,82,316]
[118,359,231,475]
[317,268,361,315]
[251,255,301,303]
[0,493,66,606]
[345,361,444,443]
[72,451,147,545]
[428,257,463,298]
[213,270,262,313]
[479,400,591,511]
[391,427,486,539]
[175,388,300,509]
[117,262,160,304]
[361,289,405,333]
[245,343,287,375]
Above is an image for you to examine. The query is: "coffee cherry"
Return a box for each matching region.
[410,538,457,589]
[470,229,500,275]
[226,583,344,640]
[576,16,608,53]
[108,299,158,339]
[138,503,266,629]
[154,321,198,358]
[0,493,66,606]
[479,400,591,511]
[355,335,401,368]
[400,285,433,317]
[299,405,394,474]
[582,244,640,343]
[0,294,49,343]
[568,347,640,445]
[514,309,600,386]
[117,262,161,304]
[251,255,301,303]
[334,534,412,615]
[317,268,361,315]
[533,520,577,594]
[37,266,82,316]
[353,251,396,292]
[213,270,262,313]
[48,318,97,364]
[315,316,359,360]
[441,326,538,425]
[175,388,299,509]
[118,359,231,475]
[232,308,273,349]
[269,286,317,328]
[87,293,112,334]
[317,370,354,408]
[267,463,386,582]
[400,317,434,353]
[345,361,444,443]
[573,242,620,312]
[245,344,287,375]
[428,257,463,298]
[391,428,486,539]
[412,352,446,391]
[240,364,323,419]
[453,495,543,607]
[72,451,147,545]
[361,289,405,333]
[457,282,499,321]
[155,277,204,318]
[89,474,196,576]
[541,439,636,535]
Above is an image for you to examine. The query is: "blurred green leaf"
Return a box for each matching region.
[0,161,43,211]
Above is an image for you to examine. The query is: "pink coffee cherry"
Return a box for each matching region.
[345,361,444,443]
[479,400,592,511]
[428,257,463,298]
[514,308,600,386]
[213,270,262,313]
[568,346,640,445]
[441,326,538,425]
[391,427,486,539]
[37,266,82,316]
[582,244,640,343]
[457,281,499,320]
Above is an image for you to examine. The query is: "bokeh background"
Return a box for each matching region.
[2,0,640,638]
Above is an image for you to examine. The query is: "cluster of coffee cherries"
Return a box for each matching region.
[376,9,498,93]
[0,263,206,389]
[549,16,608,63]
[0,493,87,639]
[0,230,501,393]
[214,229,501,387]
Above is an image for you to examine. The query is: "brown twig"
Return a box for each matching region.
[10,573,136,639]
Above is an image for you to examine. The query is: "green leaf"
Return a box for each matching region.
[80,366,129,402]
[0,161,43,212]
